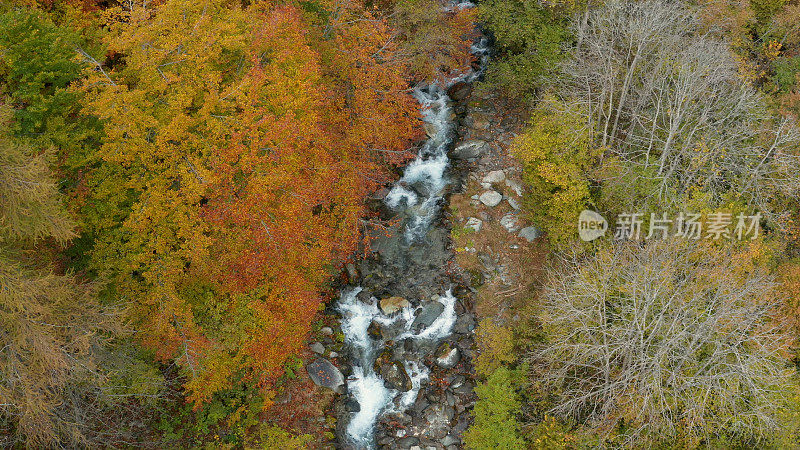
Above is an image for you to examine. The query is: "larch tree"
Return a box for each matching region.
[0,109,121,447]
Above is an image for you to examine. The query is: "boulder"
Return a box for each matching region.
[345,263,359,282]
[479,191,502,207]
[453,313,476,334]
[346,397,361,412]
[471,113,491,130]
[435,342,461,369]
[482,170,505,184]
[518,226,542,242]
[367,321,383,340]
[307,358,344,393]
[356,289,373,304]
[412,301,445,331]
[447,81,472,101]
[380,296,410,315]
[451,140,487,160]
[423,122,437,137]
[464,217,482,232]
[382,360,412,391]
[309,342,325,355]
[500,213,520,233]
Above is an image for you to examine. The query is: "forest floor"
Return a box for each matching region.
[448,89,548,341]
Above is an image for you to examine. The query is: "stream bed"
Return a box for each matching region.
[335,7,489,448]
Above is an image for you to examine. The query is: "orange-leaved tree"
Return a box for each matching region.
[81,0,424,405]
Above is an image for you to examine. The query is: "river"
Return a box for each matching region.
[336,4,489,447]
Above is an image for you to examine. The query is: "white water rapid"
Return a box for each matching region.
[337,5,489,447]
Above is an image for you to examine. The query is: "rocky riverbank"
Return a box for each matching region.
[300,35,547,449]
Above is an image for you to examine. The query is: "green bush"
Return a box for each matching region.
[477,0,569,101]
[464,366,526,449]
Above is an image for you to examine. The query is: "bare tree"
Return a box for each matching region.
[554,0,800,222]
[530,239,795,445]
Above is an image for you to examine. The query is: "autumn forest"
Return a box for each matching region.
[3,0,800,448]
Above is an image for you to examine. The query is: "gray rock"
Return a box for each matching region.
[423,122,437,137]
[442,435,459,446]
[309,342,325,355]
[320,326,334,336]
[507,196,521,210]
[500,213,520,233]
[345,263,358,282]
[479,191,502,207]
[453,314,475,334]
[346,398,360,412]
[482,170,505,184]
[399,436,420,448]
[381,360,412,391]
[464,217,482,232]
[380,296,410,315]
[412,301,445,330]
[518,226,542,242]
[451,140,487,159]
[306,358,344,393]
[505,178,523,196]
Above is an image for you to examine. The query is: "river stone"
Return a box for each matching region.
[320,326,334,336]
[346,397,361,412]
[434,342,461,369]
[453,313,475,334]
[473,114,490,130]
[412,301,445,331]
[442,435,459,446]
[451,140,487,159]
[507,196,520,210]
[367,321,383,340]
[423,122,437,137]
[382,360,412,391]
[380,296,410,315]
[307,358,344,393]
[519,226,542,242]
[345,263,358,282]
[500,213,520,233]
[356,289,373,304]
[479,190,502,207]
[447,80,472,101]
[309,342,325,355]
[482,170,505,184]
[465,217,482,232]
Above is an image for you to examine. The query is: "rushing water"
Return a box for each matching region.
[337,6,489,447]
